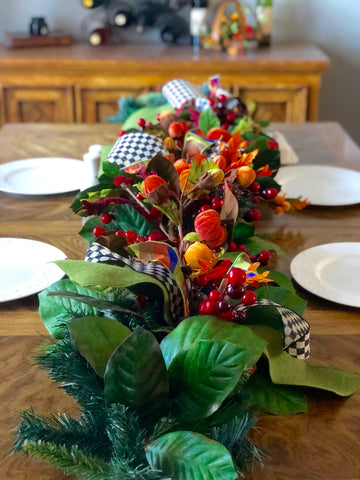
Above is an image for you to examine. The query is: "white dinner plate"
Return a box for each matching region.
[0,157,84,195]
[290,243,360,308]
[0,238,66,302]
[276,165,360,206]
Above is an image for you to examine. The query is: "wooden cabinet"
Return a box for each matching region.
[0,43,330,124]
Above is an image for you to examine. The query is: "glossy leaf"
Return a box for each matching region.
[232,220,255,243]
[68,316,131,377]
[250,326,360,396]
[255,286,306,316]
[146,431,237,480]
[104,327,169,418]
[39,279,103,339]
[168,339,249,421]
[243,367,307,415]
[160,315,265,369]
[262,269,296,292]
[111,203,153,236]
[244,235,284,256]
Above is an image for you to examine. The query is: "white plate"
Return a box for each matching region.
[276,165,360,206]
[0,157,84,195]
[290,243,360,307]
[0,238,66,302]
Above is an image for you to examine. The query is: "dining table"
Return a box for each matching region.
[0,121,359,480]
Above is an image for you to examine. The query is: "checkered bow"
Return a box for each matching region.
[107,132,167,167]
[85,241,185,324]
[235,298,310,359]
[162,79,207,109]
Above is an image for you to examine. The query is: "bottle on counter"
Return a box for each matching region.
[29,17,49,36]
[106,0,134,28]
[190,0,208,54]
[82,0,105,8]
[256,0,273,47]
[158,13,189,44]
[83,12,111,46]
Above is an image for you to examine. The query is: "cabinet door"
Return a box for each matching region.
[77,87,151,123]
[240,88,308,123]
[4,87,74,123]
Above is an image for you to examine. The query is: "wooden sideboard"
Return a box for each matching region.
[0,43,330,124]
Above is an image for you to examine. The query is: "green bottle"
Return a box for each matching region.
[256,0,273,47]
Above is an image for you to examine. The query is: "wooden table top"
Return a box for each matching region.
[0,122,359,480]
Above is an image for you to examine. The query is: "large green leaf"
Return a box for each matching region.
[232,220,254,243]
[244,235,284,256]
[111,203,153,236]
[160,315,265,369]
[263,269,296,292]
[255,286,307,316]
[255,175,281,190]
[250,326,360,396]
[198,108,221,134]
[252,148,280,175]
[68,316,131,377]
[38,279,103,339]
[54,260,180,325]
[168,340,248,421]
[243,367,307,415]
[104,328,169,419]
[79,216,104,243]
[146,431,237,480]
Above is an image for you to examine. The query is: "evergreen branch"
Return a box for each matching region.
[15,411,111,460]
[35,334,105,411]
[22,441,109,480]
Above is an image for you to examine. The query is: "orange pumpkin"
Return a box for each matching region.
[194,209,227,249]
[143,175,166,194]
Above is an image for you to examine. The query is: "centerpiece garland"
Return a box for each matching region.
[15,78,360,480]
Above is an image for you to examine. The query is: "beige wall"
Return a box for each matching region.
[0,0,359,145]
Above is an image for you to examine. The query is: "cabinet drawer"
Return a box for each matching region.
[3,87,74,123]
[240,87,308,123]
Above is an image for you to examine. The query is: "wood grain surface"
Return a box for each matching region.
[0,123,359,480]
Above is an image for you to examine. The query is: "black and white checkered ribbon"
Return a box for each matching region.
[85,242,184,324]
[235,298,310,359]
[162,79,207,109]
[108,132,167,167]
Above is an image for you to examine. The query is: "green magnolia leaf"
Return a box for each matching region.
[104,327,169,418]
[146,153,180,194]
[255,175,281,190]
[160,315,265,369]
[263,269,296,292]
[252,149,280,175]
[243,132,271,150]
[255,286,306,316]
[68,315,131,377]
[243,304,284,333]
[80,216,104,243]
[244,235,284,256]
[168,340,248,420]
[243,367,307,415]
[232,220,255,243]
[250,326,360,396]
[198,109,221,135]
[54,260,181,325]
[112,203,153,236]
[38,279,103,339]
[146,431,237,480]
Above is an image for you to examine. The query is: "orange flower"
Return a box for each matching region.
[236,166,256,187]
[292,197,311,210]
[256,164,276,177]
[194,209,227,249]
[274,193,291,214]
[184,241,217,273]
[245,262,272,287]
[226,149,258,172]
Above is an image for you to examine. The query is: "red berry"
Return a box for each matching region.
[208,98,215,107]
[252,195,261,204]
[217,300,231,313]
[226,283,245,299]
[194,275,208,287]
[228,268,247,286]
[124,230,137,244]
[249,181,261,193]
[100,213,113,224]
[249,209,261,221]
[225,111,237,123]
[199,300,208,315]
[217,94,227,103]
[136,192,144,200]
[249,254,257,263]
[268,140,279,150]
[114,174,126,187]
[209,289,223,302]
[156,113,161,121]
[199,204,211,213]
[201,300,217,315]
[265,188,278,200]
[115,229,125,237]
[123,177,134,186]
[241,290,257,306]
[137,118,146,128]
[147,231,166,241]
[118,129,126,137]
[147,121,153,126]
[93,226,105,238]
[149,207,162,220]
[136,235,146,242]
[221,122,230,130]
[228,241,237,252]
[236,245,248,253]
[257,250,271,266]
[219,310,233,322]
[211,197,222,210]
